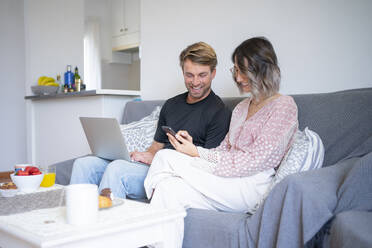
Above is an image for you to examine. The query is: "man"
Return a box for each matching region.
[70,42,231,200]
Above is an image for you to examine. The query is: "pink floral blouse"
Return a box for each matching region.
[197,95,298,178]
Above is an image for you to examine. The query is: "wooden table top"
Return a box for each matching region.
[0,171,12,183]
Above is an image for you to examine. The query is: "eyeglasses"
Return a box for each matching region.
[230,66,238,77]
[230,66,251,79]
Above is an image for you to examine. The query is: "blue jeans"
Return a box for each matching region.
[70,156,149,199]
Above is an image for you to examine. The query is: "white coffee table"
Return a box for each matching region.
[0,198,186,248]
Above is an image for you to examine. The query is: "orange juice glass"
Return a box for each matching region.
[40,167,56,187]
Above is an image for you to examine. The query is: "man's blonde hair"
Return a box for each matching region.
[179,42,217,72]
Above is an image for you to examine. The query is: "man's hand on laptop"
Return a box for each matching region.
[130,151,154,165]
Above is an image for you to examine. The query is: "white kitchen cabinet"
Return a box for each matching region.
[111,0,140,51]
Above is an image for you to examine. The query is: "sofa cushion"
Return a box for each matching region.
[301,127,325,171]
[122,100,164,124]
[274,129,310,182]
[292,87,372,167]
[120,106,161,152]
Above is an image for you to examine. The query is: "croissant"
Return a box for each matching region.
[98,195,112,209]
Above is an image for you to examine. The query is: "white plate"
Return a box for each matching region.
[0,188,18,197]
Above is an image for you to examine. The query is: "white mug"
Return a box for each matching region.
[65,184,98,226]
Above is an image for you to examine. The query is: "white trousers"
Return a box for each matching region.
[144,149,275,248]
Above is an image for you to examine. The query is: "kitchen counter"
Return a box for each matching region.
[25,90,140,166]
[25,89,141,100]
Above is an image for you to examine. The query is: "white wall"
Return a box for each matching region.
[24,0,84,164]
[0,0,27,171]
[24,0,84,96]
[140,0,372,100]
[85,0,112,63]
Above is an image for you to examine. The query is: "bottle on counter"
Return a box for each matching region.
[56,74,62,93]
[74,67,80,81]
[74,67,81,92]
[64,65,75,91]
[75,79,81,92]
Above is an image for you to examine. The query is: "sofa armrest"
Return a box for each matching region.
[50,155,88,185]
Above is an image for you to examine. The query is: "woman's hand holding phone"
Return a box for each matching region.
[165,128,199,157]
[176,130,193,143]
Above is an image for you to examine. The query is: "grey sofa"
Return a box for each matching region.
[52,87,372,248]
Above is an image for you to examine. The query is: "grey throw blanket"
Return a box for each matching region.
[245,136,372,248]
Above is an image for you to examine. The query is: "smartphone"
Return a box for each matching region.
[161,126,177,137]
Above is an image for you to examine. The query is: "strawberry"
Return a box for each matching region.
[24,166,34,173]
[28,167,40,174]
[17,170,29,176]
[31,171,42,175]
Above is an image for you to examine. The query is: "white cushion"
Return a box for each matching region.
[302,127,325,171]
[274,129,310,182]
[120,106,161,153]
[273,127,324,187]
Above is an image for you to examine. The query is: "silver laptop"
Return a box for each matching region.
[79,117,131,161]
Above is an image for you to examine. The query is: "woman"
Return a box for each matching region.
[144,37,299,248]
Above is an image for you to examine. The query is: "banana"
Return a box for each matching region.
[38,76,58,86]
[41,77,55,85]
[45,82,59,87]
[38,76,47,85]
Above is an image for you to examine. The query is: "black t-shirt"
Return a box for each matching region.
[154,91,232,149]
